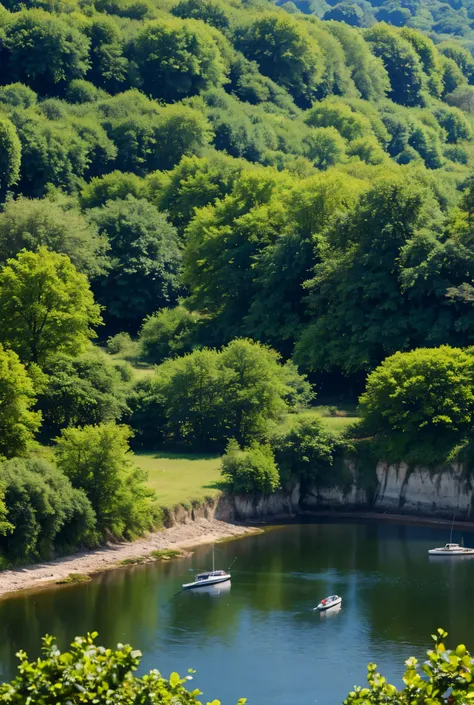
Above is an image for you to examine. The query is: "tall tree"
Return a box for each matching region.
[0,344,40,458]
[132,17,228,101]
[55,422,158,538]
[89,196,182,331]
[0,248,102,365]
[0,197,108,277]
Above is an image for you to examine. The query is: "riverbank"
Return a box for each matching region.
[0,518,259,599]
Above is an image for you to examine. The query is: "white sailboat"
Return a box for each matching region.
[428,516,474,556]
[182,545,231,590]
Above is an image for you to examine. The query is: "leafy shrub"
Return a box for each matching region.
[358,346,474,464]
[55,422,160,539]
[130,339,312,451]
[0,457,96,562]
[271,415,342,486]
[139,307,201,363]
[221,439,280,494]
[0,632,239,705]
[345,629,473,705]
[107,332,134,355]
[37,351,129,439]
[0,344,41,458]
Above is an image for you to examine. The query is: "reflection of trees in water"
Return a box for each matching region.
[359,524,474,651]
[2,522,473,685]
[0,564,167,681]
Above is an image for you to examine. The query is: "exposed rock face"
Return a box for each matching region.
[372,462,473,519]
[225,461,474,522]
[163,460,474,525]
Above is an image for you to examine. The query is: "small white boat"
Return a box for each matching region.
[315,594,342,611]
[428,543,474,556]
[428,515,474,556]
[182,546,231,590]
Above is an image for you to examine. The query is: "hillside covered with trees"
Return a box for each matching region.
[4,0,474,563]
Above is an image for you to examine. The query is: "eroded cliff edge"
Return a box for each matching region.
[199,460,474,524]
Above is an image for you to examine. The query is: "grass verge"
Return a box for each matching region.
[136,452,222,509]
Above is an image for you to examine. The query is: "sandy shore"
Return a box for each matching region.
[0,518,259,599]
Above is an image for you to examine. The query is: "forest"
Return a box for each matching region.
[3,0,474,562]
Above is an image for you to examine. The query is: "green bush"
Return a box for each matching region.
[0,343,40,458]
[0,457,96,562]
[271,415,342,486]
[37,351,129,439]
[358,346,474,464]
[129,339,313,451]
[0,632,243,705]
[345,629,473,705]
[107,332,134,355]
[54,422,160,539]
[139,307,201,364]
[221,439,280,494]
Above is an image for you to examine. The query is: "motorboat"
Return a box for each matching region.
[315,594,342,611]
[182,545,231,590]
[428,543,474,556]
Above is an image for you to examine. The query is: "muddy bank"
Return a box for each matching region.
[0,518,259,599]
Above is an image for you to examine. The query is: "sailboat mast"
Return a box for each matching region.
[213,544,215,572]
[450,513,455,544]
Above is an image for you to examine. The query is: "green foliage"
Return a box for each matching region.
[107,331,134,354]
[3,9,90,95]
[271,414,342,485]
[0,196,108,276]
[365,24,425,107]
[221,439,280,494]
[236,12,324,107]
[130,338,312,451]
[293,173,459,375]
[0,632,234,704]
[132,17,228,101]
[80,170,144,209]
[172,0,230,30]
[36,351,129,440]
[0,248,102,365]
[0,344,40,458]
[0,457,96,561]
[305,98,369,140]
[139,306,201,364]
[358,346,474,464]
[345,629,474,705]
[303,126,346,169]
[88,196,182,330]
[0,117,21,195]
[55,422,160,539]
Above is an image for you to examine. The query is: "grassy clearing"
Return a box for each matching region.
[136,452,222,508]
[303,403,360,435]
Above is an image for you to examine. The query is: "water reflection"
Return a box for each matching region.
[1,521,474,705]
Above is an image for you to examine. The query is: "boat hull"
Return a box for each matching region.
[316,597,342,611]
[182,574,231,590]
[428,549,474,556]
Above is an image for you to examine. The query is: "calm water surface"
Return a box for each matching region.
[1,520,474,705]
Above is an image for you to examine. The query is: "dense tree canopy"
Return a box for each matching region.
[358,347,474,463]
[0,248,102,365]
[129,339,312,450]
[0,457,95,562]
[55,422,159,539]
[0,344,40,458]
[2,0,474,563]
[88,196,182,331]
[0,196,108,276]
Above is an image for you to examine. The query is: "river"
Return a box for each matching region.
[1,519,474,705]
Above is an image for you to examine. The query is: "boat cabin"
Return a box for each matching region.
[196,570,227,581]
